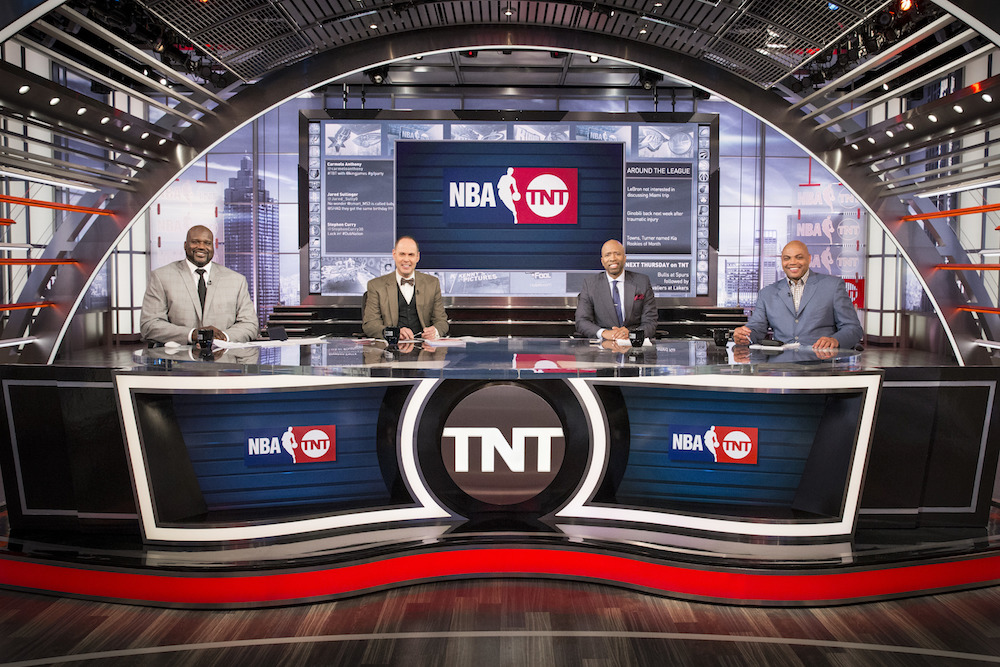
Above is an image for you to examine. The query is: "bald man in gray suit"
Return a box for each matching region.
[140,225,259,345]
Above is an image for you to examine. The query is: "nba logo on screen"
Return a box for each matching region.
[668,425,758,465]
[244,425,337,467]
[444,167,578,225]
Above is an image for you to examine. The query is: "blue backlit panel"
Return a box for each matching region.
[172,387,391,512]
[615,386,825,508]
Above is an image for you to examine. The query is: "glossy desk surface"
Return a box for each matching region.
[132,336,885,378]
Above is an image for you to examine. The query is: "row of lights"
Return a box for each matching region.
[16,84,168,146]
[849,89,995,151]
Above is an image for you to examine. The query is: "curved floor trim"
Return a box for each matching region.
[2,546,1000,608]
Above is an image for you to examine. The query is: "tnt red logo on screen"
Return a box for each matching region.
[668,425,758,464]
[244,425,337,466]
[511,167,578,224]
[444,167,578,225]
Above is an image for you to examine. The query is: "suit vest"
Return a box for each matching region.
[397,286,422,331]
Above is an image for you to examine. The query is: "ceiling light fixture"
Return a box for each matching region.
[905,122,914,130]
[984,93,994,103]
[953,104,964,113]
[17,85,29,94]
[917,175,1000,198]
[0,170,98,193]
[590,55,600,63]
[928,114,938,122]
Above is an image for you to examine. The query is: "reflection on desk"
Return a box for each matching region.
[136,337,875,378]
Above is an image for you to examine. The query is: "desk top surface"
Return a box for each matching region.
[128,337,896,378]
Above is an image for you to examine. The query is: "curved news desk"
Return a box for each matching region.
[1,338,998,606]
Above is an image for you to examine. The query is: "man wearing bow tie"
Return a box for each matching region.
[575,239,658,341]
[362,236,449,340]
[140,225,259,345]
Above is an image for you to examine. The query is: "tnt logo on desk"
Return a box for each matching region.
[668,425,758,465]
[244,425,337,467]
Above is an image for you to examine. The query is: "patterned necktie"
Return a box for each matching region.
[611,279,623,326]
[196,268,207,310]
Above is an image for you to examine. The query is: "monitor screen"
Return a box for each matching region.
[301,111,718,301]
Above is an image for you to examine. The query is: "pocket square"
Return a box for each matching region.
[634,294,644,301]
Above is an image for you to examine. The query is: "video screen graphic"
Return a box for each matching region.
[396,141,622,271]
[302,112,718,300]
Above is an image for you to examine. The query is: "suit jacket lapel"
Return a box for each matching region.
[622,273,637,322]
[385,274,399,325]
[176,261,203,320]
[779,279,797,315]
[797,277,819,313]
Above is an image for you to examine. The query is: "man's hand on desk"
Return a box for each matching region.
[733,325,753,346]
[421,326,439,340]
[602,326,630,341]
[399,327,416,340]
[813,336,839,349]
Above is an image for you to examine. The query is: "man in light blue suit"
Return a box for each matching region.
[733,240,862,349]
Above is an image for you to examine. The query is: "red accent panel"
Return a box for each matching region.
[2,549,1000,606]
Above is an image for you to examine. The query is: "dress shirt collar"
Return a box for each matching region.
[787,269,810,287]
[185,259,212,279]
[606,271,625,285]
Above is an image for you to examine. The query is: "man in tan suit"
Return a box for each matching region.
[362,236,449,340]
[140,225,259,345]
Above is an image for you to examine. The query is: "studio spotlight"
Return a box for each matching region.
[638,70,663,90]
[367,66,390,84]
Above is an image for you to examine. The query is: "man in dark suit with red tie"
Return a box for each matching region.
[362,236,449,340]
[575,239,658,341]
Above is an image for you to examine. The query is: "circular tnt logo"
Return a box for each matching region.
[525,173,570,218]
[721,430,753,461]
[441,383,566,505]
[299,428,332,459]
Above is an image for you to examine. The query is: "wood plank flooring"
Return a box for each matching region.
[2,579,1000,666]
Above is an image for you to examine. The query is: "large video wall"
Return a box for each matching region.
[302,111,719,300]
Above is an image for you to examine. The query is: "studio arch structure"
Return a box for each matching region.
[2,0,1000,364]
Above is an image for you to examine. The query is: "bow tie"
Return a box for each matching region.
[400,278,414,287]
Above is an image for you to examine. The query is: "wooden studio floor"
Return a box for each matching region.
[2,578,1000,666]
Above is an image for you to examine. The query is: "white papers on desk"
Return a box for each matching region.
[748,342,801,351]
[421,337,467,347]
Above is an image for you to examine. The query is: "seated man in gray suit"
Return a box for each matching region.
[362,236,449,340]
[733,240,863,349]
[140,225,259,345]
[575,239,658,341]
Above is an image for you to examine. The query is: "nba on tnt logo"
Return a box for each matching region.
[668,425,758,464]
[244,424,337,467]
[444,167,578,226]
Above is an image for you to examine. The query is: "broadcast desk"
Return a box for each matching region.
[1,337,999,607]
